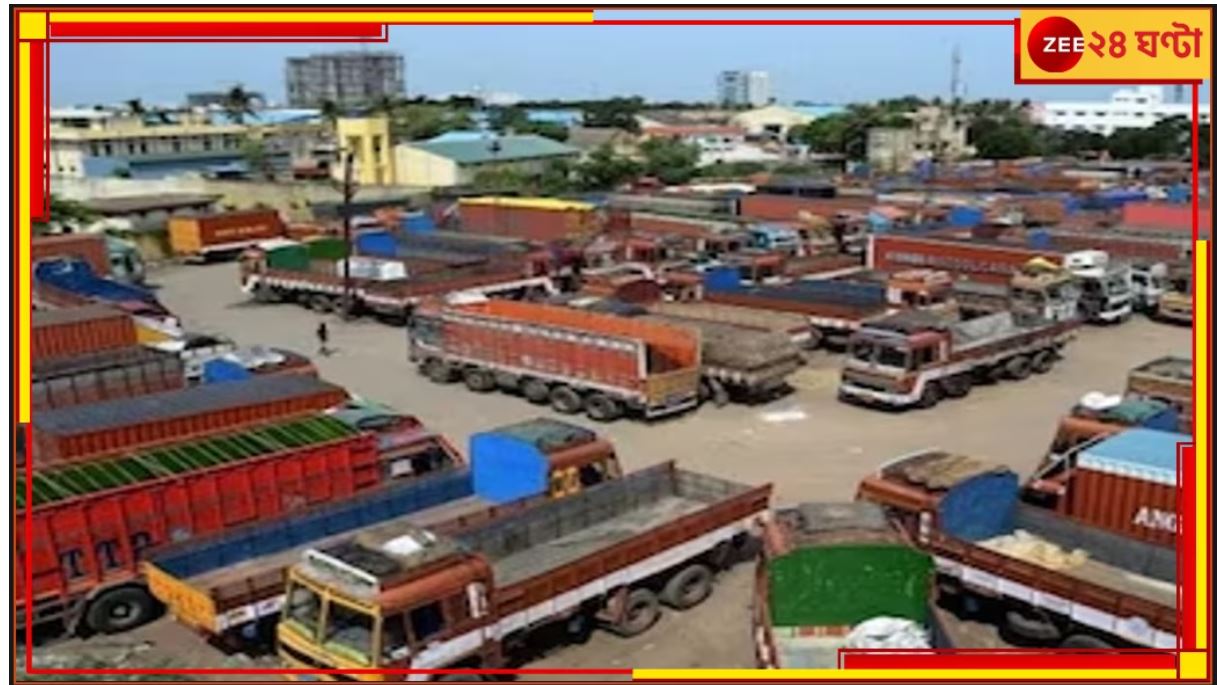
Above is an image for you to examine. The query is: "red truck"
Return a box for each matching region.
[32,375,349,464]
[857,449,1177,649]
[32,305,138,361]
[868,234,1061,285]
[32,345,186,411]
[839,309,1076,409]
[276,462,771,675]
[410,299,702,421]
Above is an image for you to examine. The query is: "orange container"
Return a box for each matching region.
[168,210,285,257]
[869,234,1062,285]
[1067,468,1176,547]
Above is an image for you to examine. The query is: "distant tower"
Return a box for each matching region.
[1174,85,1185,103]
[950,44,963,103]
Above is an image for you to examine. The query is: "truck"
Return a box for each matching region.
[33,258,183,343]
[1126,356,1193,434]
[32,345,186,411]
[1152,265,1193,324]
[1128,261,1169,313]
[1062,250,1134,324]
[143,418,623,644]
[32,305,138,362]
[168,209,286,261]
[239,240,557,324]
[839,309,1076,410]
[857,448,1177,649]
[32,233,111,277]
[275,462,771,676]
[951,258,1080,323]
[646,300,821,351]
[31,375,350,464]
[409,299,702,421]
[753,502,937,669]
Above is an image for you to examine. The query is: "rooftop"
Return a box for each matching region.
[80,193,221,216]
[408,134,579,165]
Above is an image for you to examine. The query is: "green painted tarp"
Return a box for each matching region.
[768,544,932,628]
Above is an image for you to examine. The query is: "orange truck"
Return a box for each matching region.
[169,210,286,261]
[409,300,702,421]
[276,462,771,677]
[1125,356,1193,434]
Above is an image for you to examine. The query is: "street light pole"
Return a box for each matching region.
[341,149,356,320]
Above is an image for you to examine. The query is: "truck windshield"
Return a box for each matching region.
[323,601,376,666]
[282,580,323,640]
[850,338,908,370]
[1105,275,1130,296]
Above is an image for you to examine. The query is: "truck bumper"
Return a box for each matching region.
[1156,307,1193,324]
[1095,303,1132,323]
[645,396,699,418]
[839,383,919,407]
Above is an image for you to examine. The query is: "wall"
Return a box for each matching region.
[396,146,460,187]
[1122,202,1212,236]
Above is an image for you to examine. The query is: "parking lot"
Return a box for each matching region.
[36,261,1192,676]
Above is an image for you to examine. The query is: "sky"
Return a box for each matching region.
[49,10,1210,109]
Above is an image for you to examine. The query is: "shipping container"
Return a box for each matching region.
[168,210,285,259]
[411,299,701,420]
[1033,229,1191,264]
[32,375,349,464]
[457,197,598,241]
[32,305,138,361]
[869,234,1061,285]
[1067,429,1181,547]
[14,415,381,634]
[32,345,185,411]
[31,234,110,277]
[740,195,873,222]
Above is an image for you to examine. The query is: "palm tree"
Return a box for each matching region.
[125,98,145,116]
[320,99,341,130]
[223,85,256,124]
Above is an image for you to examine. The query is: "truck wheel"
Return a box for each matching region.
[1031,350,1056,374]
[308,294,334,313]
[803,328,824,351]
[252,284,281,303]
[1061,634,1112,649]
[661,564,714,610]
[943,374,973,398]
[565,609,595,644]
[84,586,158,634]
[550,386,584,414]
[585,393,623,422]
[917,382,942,409]
[1005,356,1033,380]
[610,588,661,637]
[521,379,550,404]
[424,359,456,384]
[463,368,497,393]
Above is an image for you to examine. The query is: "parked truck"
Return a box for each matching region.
[32,345,186,411]
[951,258,1080,323]
[18,405,468,636]
[1126,356,1193,434]
[857,449,1177,649]
[168,209,286,261]
[753,502,936,669]
[647,300,821,351]
[144,418,622,644]
[1152,265,1192,324]
[1062,250,1134,324]
[275,462,770,675]
[839,309,1076,409]
[32,305,138,361]
[409,299,702,421]
[239,240,556,324]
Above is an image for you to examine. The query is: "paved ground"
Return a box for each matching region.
[37,262,1191,677]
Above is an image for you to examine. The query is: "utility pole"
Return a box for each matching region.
[340,149,356,320]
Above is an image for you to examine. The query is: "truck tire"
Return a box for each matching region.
[1031,350,1056,374]
[1005,355,1032,380]
[423,359,456,384]
[1003,609,1061,643]
[84,586,158,634]
[1061,634,1112,649]
[943,374,973,398]
[550,386,584,414]
[917,382,942,409]
[610,588,661,637]
[521,379,550,404]
[804,328,824,351]
[252,284,281,303]
[463,368,497,393]
[660,564,714,610]
[308,294,334,313]
[585,393,623,422]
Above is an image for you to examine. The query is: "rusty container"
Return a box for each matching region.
[869,234,1061,285]
[31,234,110,276]
[32,345,186,410]
[32,305,138,361]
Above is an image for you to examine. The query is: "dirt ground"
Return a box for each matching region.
[35,262,1192,678]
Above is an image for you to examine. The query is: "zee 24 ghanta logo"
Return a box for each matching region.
[1027,15,1203,72]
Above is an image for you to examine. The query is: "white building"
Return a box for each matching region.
[717,70,771,108]
[1033,86,1211,135]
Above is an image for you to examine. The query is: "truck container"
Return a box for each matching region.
[839,309,1076,409]
[32,305,138,361]
[276,462,771,674]
[754,502,937,669]
[1024,228,1192,264]
[605,192,739,216]
[1122,201,1212,236]
[32,233,111,277]
[647,300,819,350]
[15,415,378,634]
[868,234,1061,285]
[740,194,872,222]
[168,209,286,260]
[1126,356,1193,433]
[857,450,1176,649]
[32,375,349,464]
[32,259,181,344]
[457,197,599,242]
[143,418,620,641]
[410,299,702,421]
[32,345,186,411]
[240,241,556,324]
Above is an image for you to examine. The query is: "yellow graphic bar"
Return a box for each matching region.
[18,42,32,423]
[49,11,593,24]
[1193,239,1209,648]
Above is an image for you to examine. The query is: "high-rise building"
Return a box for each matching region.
[286,51,405,108]
[717,70,771,108]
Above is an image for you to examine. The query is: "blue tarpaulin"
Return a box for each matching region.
[34,258,161,305]
[948,206,985,227]
[355,230,398,258]
[201,359,251,384]
[402,211,436,233]
[703,266,742,292]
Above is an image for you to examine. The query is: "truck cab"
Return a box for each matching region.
[1154,266,1193,324]
[841,312,953,407]
[1063,250,1133,323]
[1008,259,1080,323]
[749,225,804,256]
[1128,262,1168,313]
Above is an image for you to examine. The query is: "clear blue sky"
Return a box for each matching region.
[49,9,1209,108]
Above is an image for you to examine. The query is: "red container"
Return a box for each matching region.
[32,305,138,362]
[32,346,186,411]
[458,203,597,242]
[1066,468,1176,547]
[168,209,285,256]
[31,234,110,276]
[869,234,1062,285]
[1041,231,1190,263]
[33,375,349,464]
[1122,202,1212,236]
[739,194,873,222]
[15,429,379,623]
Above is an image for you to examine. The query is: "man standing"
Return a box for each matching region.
[316,321,330,356]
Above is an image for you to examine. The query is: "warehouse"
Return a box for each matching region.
[394,134,581,187]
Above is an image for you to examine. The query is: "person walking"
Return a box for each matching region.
[316,321,330,356]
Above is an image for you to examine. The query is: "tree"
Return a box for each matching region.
[970,117,1042,159]
[583,97,644,132]
[223,85,256,124]
[33,195,98,235]
[638,137,700,184]
[370,95,397,117]
[392,104,473,141]
[319,99,341,130]
[790,115,849,154]
[241,136,275,179]
[576,145,641,190]
[124,98,145,116]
